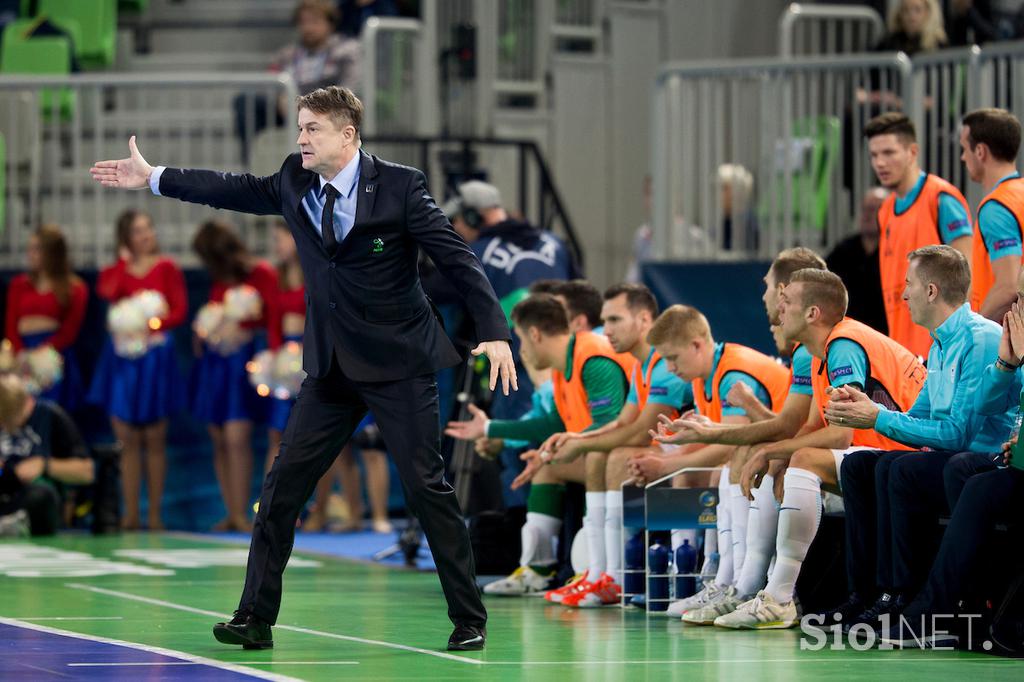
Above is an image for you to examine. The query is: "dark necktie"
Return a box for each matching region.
[321,184,340,252]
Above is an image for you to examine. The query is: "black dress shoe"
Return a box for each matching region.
[213,611,273,650]
[447,624,486,651]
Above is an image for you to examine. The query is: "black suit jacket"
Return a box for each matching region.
[159,149,509,382]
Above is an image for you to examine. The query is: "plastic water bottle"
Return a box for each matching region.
[1010,401,1024,471]
[674,539,698,599]
[647,543,670,612]
[624,532,646,596]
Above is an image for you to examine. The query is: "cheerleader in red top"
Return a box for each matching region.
[191,219,277,533]
[4,224,87,411]
[262,222,391,533]
[88,209,188,531]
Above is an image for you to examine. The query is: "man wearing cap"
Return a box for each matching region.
[443,181,579,504]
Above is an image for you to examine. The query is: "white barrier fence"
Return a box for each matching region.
[0,73,296,269]
[652,41,1024,262]
[778,3,885,57]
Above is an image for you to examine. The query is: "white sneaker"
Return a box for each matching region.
[666,583,720,617]
[483,566,552,596]
[681,585,743,625]
[713,590,798,629]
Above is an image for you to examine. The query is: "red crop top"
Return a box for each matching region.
[4,274,89,352]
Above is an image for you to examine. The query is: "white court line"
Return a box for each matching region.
[18,617,124,621]
[487,658,1021,665]
[69,661,359,667]
[66,583,485,666]
[0,616,302,682]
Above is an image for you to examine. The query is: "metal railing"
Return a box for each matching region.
[908,40,1024,207]
[779,3,885,57]
[651,53,912,261]
[0,72,297,268]
[552,0,604,49]
[908,47,979,200]
[362,16,436,137]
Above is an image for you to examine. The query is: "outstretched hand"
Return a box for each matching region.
[472,340,519,396]
[445,403,490,441]
[90,136,154,190]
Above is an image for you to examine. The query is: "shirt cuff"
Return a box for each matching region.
[149,166,166,196]
[483,418,491,438]
[874,407,893,436]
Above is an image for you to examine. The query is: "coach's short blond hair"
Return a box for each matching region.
[788,269,848,325]
[647,305,712,347]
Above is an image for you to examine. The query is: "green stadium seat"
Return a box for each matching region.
[34,0,116,68]
[0,19,76,120]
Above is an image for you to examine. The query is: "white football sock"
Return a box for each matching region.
[765,468,822,605]
[604,490,624,582]
[521,511,562,567]
[584,491,607,578]
[714,467,734,587]
[729,483,750,578]
[734,475,779,597]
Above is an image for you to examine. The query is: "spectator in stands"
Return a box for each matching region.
[191,220,278,533]
[719,163,759,252]
[337,0,400,38]
[825,188,889,335]
[89,210,188,531]
[4,224,88,413]
[946,0,999,45]
[442,180,578,506]
[875,0,949,54]
[235,0,361,161]
[0,373,94,536]
[993,0,1024,38]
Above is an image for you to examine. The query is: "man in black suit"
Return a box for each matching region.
[90,86,516,652]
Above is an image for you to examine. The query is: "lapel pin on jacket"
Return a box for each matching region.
[365,184,375,193]
[372,237,384,254]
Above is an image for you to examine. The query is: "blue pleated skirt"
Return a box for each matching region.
[22,331,85,413]
[87,335,186,425]
[190,338,268,426]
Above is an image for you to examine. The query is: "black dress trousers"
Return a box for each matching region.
[238,353,486,628]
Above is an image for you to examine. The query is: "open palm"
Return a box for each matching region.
[89,135,154,190]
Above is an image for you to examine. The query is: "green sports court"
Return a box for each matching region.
[2,533,1019,681]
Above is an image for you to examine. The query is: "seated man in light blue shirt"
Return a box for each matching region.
[823,245,1018,633]
[882,282,1024,650]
